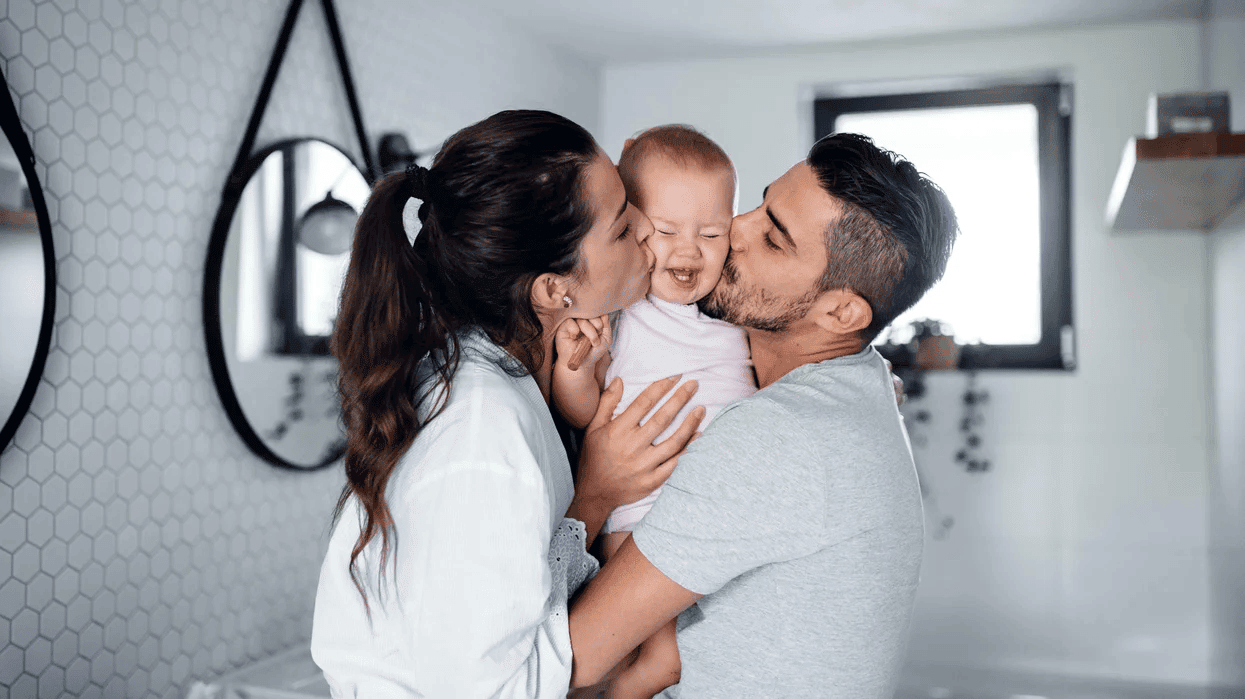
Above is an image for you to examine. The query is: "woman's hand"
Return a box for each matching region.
[571,376,704,545]
[555,314,612,372]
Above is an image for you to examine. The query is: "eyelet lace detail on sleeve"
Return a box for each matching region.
[546,517,600,623]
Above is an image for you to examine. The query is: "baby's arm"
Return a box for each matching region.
[553,315,613,429]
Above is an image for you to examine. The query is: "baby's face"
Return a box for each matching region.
[636,158,735,305]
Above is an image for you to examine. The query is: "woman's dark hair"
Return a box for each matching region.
[330,110,599,610]
[808,132,958,344]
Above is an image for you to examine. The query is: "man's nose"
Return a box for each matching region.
[729,216,749,253]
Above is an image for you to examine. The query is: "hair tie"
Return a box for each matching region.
[404,163,430,201]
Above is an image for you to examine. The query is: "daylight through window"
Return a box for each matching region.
[815,83,1073,369]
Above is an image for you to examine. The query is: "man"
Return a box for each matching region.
[568,133,958,697]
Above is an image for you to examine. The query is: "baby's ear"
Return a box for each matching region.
[622,137,636,154]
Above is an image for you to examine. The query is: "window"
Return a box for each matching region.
[814,83,1074,370]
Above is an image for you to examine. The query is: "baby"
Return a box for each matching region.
[553,125,756,699]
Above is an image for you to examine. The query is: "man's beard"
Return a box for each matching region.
[699,256,818,333]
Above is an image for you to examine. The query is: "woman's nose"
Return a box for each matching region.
[634,210,654,248]
[635,215,656,266]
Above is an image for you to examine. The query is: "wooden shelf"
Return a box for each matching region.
[1106,132,1245,232]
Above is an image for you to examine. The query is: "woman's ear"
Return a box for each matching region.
[812,289,872,339]
[531,272,571,313]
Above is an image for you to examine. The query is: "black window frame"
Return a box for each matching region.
[814,82,1075,370]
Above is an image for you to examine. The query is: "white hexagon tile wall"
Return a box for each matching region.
[0,0,600,696]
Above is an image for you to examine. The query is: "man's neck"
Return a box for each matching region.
[746,328,864,389]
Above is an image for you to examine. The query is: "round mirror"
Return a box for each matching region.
[205,138,369,469]
[0,87,55,454]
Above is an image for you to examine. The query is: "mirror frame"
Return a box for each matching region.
[0,77,57,454]
[203,136,363,470]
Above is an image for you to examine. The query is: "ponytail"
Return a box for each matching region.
[330,171,458,614]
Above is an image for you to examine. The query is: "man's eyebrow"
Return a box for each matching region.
[766,207,797,251]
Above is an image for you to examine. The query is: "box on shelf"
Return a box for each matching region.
[1146,91,1231,137]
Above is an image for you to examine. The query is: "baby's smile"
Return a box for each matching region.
[626,152,736,307]
[665,266,700,289]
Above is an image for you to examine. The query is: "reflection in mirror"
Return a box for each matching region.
[210,139,368,469]
[0,124,52,452]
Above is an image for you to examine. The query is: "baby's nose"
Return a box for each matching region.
[675,237,702,256]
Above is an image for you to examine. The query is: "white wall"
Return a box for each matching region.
[1205,8,1245,687]
[603,22,1215,685]
[0,1,599,696]
[1209,212,1245,686]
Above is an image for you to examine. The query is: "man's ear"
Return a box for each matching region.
[531,272,571,313]
[811,288,872,338]
[622,137,636,155]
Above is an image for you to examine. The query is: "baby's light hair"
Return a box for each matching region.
[618,124,736,209]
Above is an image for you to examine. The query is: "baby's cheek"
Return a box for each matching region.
[646,236,676,268]
[703,238,730,270]
[697,263,725,296]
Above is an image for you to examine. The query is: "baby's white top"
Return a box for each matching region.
[605,295,756,442]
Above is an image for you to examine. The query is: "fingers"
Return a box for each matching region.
[566,337,593,371]
[647,406,707,475]
[648,407,705,469]
[639,380,699,441]
[617,375,682,426]
[595,314,612,345]
[645,455,679,491]
[588,377,623,431]
[576,318,602,346]
[556,315,583,339]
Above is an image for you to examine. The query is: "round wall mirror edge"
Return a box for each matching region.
[0,94,57,455]
[204,136,361,471]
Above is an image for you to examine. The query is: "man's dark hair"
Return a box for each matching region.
[808,133,958,344]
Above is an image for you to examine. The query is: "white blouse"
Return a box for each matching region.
[311,333,599,698]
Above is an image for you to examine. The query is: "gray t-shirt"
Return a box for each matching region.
[631,346,924,698]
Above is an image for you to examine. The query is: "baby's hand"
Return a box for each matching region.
[555,315,612,372]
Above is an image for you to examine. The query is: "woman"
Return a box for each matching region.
[310,110,704,697]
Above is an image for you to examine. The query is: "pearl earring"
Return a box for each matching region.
[562,295,573,308]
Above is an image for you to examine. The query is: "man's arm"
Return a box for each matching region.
[568,536,701,688]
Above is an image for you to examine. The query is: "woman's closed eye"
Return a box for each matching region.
[616,224,631,241]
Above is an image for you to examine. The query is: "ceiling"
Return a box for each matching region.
[470,0,1218,62]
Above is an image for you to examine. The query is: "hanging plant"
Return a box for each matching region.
[954,371,991,472]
